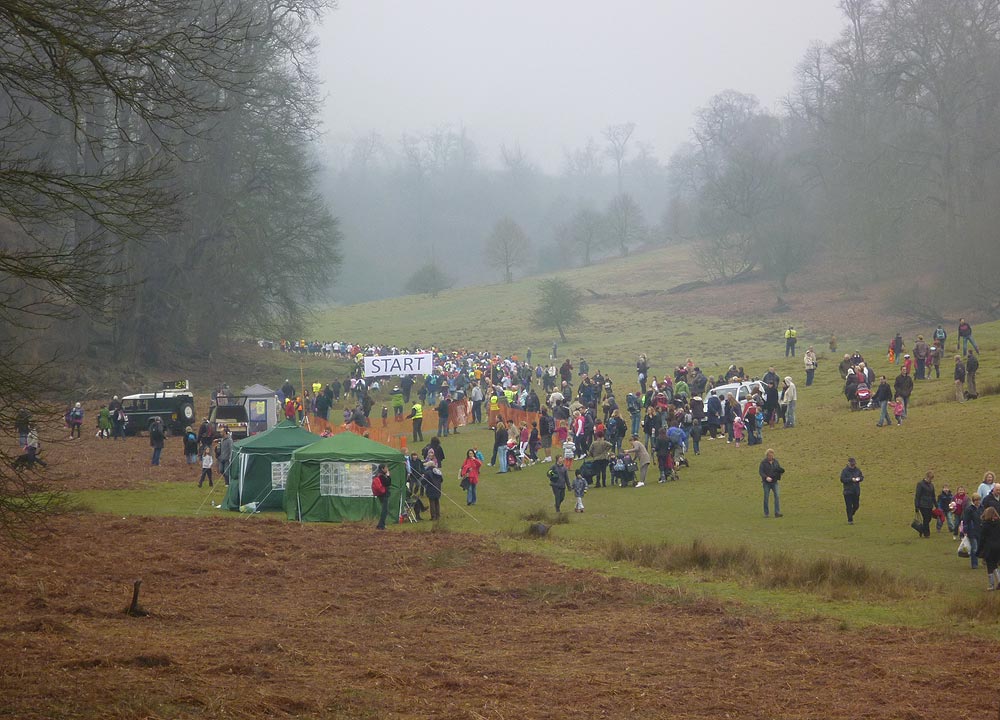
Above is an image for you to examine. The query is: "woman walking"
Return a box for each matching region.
[914,471,937,538]
[548,457,569,513]
[977,506,1000,590]
[459,449,482,506]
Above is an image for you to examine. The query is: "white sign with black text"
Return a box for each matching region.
[364,353,433,377]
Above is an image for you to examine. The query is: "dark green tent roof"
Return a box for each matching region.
[234,419,319,452]
[291,431,405,463]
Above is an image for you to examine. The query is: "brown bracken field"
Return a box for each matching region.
[1,431,996,720]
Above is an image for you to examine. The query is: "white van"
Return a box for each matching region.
[707,380,765,410]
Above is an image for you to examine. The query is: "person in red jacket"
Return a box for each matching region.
[459,449,483,506]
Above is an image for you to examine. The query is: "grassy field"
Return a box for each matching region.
[76,247,1000,631]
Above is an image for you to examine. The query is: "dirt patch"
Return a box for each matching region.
[0,514,994,719]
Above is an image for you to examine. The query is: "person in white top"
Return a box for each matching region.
[782,377,797,428]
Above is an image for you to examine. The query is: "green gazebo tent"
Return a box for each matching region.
[284,432,406,523]
[221,419,320,511]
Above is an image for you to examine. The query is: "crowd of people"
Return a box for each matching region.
[10,317,994,586]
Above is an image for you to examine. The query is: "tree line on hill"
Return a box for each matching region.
[327,0,1000,318]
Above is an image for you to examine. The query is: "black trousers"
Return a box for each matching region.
[412,418,423,442]
[376,495,390,529]
[593,459,608,486]
[844,490,860,521]
[918,507,933,537]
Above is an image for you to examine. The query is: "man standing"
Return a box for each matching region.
[218,428,233,485]
[966,351,979,399]
[468,383,484,424]
[840,457,864,524]
[149,417,165,466]
[893,366,914,419]
[784,326,797,357]
[873,375,893,427]
[407,401,424,442]
[957,318,979,356]
[953,355,966,403]
[759,448,784,517]
[912,335,929,379]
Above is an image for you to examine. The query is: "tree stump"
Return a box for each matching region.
[125,580,149,617]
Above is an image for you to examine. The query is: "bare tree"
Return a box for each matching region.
[500,143,538,179]
[557,208,606,267]
[484,217,530,284]
[604,122,636,194]
[562,138,605,182]
[606,194,647,257]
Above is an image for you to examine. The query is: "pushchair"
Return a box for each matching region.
[852,383,871,411]
[658,448,679,482]
[505,441,522,471]
[610,454,637,487]
[402,490,427,523]
[577,459,598,486]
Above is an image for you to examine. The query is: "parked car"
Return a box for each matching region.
[707,380,765,411]
[209,401,249,440]
[121,381,196,436]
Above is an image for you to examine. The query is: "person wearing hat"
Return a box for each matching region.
[803,346,817,386]
[928,342,942,379]
[840,457,864,524]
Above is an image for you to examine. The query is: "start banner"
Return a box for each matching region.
[364,353,433,377]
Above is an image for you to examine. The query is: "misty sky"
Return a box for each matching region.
[317,0,846,171]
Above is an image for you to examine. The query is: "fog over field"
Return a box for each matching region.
[317,0,844,171]
[3,0,1000,375]
[315,1,1000,314]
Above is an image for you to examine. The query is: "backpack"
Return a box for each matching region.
[371,474,387,497]
[934,328,946,341]
[626,394,640,413]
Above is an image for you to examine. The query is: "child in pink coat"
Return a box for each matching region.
[732,416,746,447]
